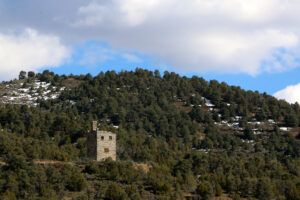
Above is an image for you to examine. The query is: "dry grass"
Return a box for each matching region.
[34,159,74,166]
[133,162,151,173]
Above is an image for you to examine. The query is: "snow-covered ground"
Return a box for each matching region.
[0,80,65,106]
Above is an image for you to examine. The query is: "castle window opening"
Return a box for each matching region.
[101,136,104,140]
[104,148,109,153]
[109,136,113,140]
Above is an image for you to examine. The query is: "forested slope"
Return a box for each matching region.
[0,69,299,199]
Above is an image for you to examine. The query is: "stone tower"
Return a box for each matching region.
[87,121,116,161]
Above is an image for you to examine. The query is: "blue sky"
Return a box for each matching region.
[1,0,300,103]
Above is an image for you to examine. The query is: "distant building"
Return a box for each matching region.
[87,121,116,161]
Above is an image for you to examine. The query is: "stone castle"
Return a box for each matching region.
[87,121,116,161]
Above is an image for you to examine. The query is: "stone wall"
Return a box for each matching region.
[96,131,116,161]
[87,121,116,161]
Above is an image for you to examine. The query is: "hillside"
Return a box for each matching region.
[0,69,299,200]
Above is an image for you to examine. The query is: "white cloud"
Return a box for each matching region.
[2,0,300,75]
[0,28,69,80]
[121,53,142,63]
[118,0,162,26]
[73,2,109,27]
[70,0,300,75]
[274,83,300,104]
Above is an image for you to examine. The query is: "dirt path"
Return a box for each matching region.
[34,160,74,165]
[0,159,74,166]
